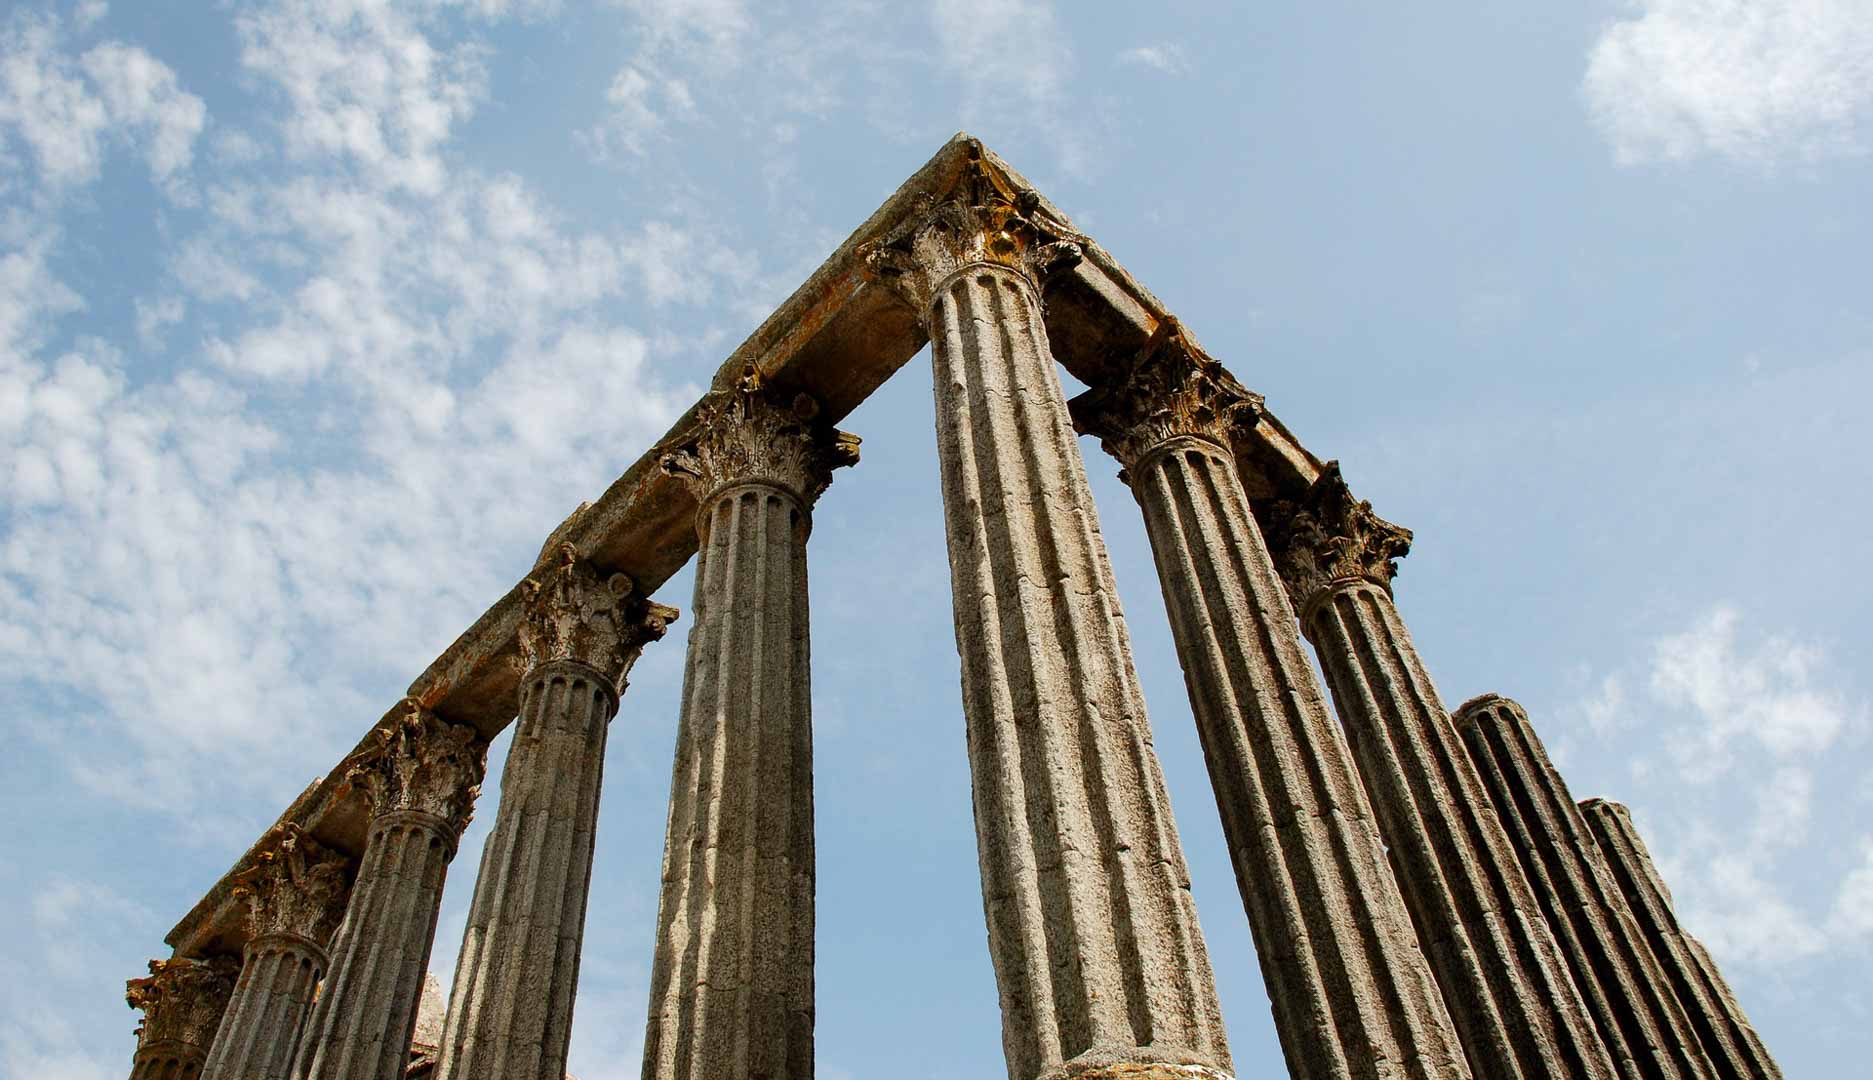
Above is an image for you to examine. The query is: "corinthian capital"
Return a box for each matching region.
[126,954,239,1052]
[518,544,679,685]
[345,701,488,834]
[1259,462,1413,615]
[1068,317,1264,474]
[231,824,351,947]
[660,365,859,508]
[860,143,1085,314]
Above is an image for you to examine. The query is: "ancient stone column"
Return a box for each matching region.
[1580,799,1783,1079]
[1253,466,1617,1078]
[200,825,351,1080]
[1455,695,1715,1080]
[1069,323,1469,1080]
[434,546,677,1080]
[125,954,239,1079]
[863,153,1232,1080]
[639,368,857,1080]
[293,702,488,1080]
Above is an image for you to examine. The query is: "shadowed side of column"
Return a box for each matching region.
[1258,466,1620,1079]
[1071,327,1470,1080]
[1580,799,1783,1080]
[1456,696,1716,1080]
[200,826,350,1080]
[641,370,856,1080]
[294,705,486,1080]
[435,549,675,1080]
[126,954,239,1080]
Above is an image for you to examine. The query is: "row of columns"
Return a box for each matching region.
[127,165,1778,1080]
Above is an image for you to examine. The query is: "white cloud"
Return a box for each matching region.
[1651,606,1849,776]
[73,2,108,32]
[585,65,697,158]
[1117,44,1188,74]
[930,0,1069,108]
[0,11,204,191]
[1829,841,1873,941]
[1584,0,1873,164]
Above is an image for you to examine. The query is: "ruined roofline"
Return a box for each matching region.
[164,132,1326,958]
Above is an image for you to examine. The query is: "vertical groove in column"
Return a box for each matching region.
[1069,320,1471,1080]
[1249,463,1622,1079]
[296,704,485,1080]
[1456,696,1717,1080]
[199,825,350,1080]
[1581,799,1784,1080]
[127,954,239,1080]
[642,369,854,1080]
[436,548,676,1080]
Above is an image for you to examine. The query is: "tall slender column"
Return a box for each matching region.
[640,368,857,1080]
[864,152,1232,1080]
[1254,467,1619,1078]
[294,702,488,1080]
[1454,696,1715,1080]
[435,545,678,1080]
[1070,323,1469,1080]
[1580,799,1783,1079]
[200,825,351,1080]
[126,955,239,1079]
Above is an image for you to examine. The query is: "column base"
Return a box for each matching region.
[1036,1049,1235,1080]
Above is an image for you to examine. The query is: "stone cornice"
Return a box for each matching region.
[1258,462,1413,620]
[126,954,239,1053]
[859,142,1086,315]
[344,701,487,836]
[518,544,679,687]
[231,824,351,948]
[659,365,860,513]
[1068,317,1264,477]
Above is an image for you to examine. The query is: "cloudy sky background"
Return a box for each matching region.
[2,1,1870,1076]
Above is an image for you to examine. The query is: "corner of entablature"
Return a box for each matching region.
[858,144,1086,318]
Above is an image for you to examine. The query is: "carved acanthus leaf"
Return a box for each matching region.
[1068,317,1264,474]
[230,823,351,946]
[344,700,488,833]
[517,544,679,685]
[1259,461,1413,615]
[660,365,860,508]
[859,142,1085,315]
[126,954,240,1051]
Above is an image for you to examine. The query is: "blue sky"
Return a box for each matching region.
[2,1,1870,1077]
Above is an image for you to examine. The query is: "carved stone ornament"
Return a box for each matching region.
[126,954,240,1050]
[860,141,1086,315]
[660,364,860,508]
[517,543,679,684]
[343,700,488,833]
[230,823,351,946]
[1068,316,1265,475]
[1261,461,1413,616]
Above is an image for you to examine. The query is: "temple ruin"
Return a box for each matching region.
[123,136,1781,1080]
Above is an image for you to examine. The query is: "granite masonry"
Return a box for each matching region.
[127,136,1779,1080]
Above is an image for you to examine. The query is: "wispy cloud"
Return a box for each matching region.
[1116,43,1189,75]
[1583,0,1873,165]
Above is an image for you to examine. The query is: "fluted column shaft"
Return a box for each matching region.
[436,548,676,1080]
[126,955,239,1080]
[1456,696,1716,1080]
[1253,465,1615,1078]
[866,163,1232,1080]
[1581,799,1782,1079]
[295,705,487,1080]
[1070,329,1468,1080]
[641,370,857,1080]
[200,827,351,1080]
